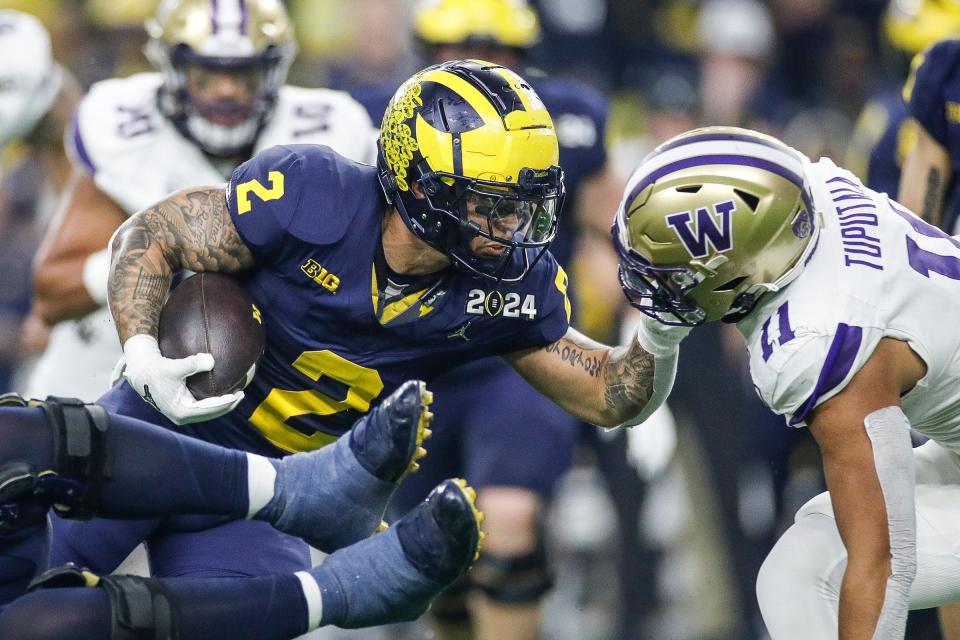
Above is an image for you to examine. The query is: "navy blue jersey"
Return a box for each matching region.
[213,144,570,454]
[906,39,960,229]
[349,70,608,268]
[848,88,916,197]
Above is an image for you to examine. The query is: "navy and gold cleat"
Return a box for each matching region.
[307,478,486,629]
[349,379,433,484]
[256,380,433,554]
[396,478,486,584]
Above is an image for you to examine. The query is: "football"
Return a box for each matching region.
[158,272,266,399]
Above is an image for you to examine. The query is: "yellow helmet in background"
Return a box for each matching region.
[412,0,541,50]
[885,0,960,55]
[377,59,564,282]
[144,0,296,156]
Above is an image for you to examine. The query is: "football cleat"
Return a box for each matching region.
[348,379,433,484]
[308,478,485,628]
[396,478,486,584]
[255,381,433,553]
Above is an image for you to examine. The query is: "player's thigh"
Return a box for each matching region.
[48,514,160,574]
[461,367,578,497]
[149,516,311,578]
[913,438,960,485]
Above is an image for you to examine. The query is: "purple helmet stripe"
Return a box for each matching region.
[655,131,794,156]
[624,154,811,215]
[239,0,248,34]
[789,323,863,426]
[69,111,96,175]
[211,0,219,34]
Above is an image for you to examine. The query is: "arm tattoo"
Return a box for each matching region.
[544,340,603,377]
[108,187,254,343]
[601,338,656,421]
[922,167,943,225]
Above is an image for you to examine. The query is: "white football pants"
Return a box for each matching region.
[757,439,960,639]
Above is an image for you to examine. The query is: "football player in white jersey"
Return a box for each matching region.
[28,0,375,401]
[0,9,81,373]
[614,126,960,639]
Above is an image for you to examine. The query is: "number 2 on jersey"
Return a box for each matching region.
[249,350,384,452]
[236,171,285,215]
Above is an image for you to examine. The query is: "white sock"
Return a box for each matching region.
[294,570,324,630]
[245,453,277,518]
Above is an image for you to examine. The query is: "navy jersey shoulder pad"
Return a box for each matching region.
[906,39,960,144]
[227,144,382,261]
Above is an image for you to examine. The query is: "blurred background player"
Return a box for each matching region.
[846,0,960,197]
[897,13,960,233]
[345,2,626,639]
[25,0,375,401]
[0,9,81,394]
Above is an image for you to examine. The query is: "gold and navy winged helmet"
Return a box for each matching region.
[377,59,564,282]
[412,0,541,51]
[613,127,819,326]
[145,0,296,157]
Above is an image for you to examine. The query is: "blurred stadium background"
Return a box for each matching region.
[0,0,948,639]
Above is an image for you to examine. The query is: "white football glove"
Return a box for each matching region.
[634,313,691,358]
[121,334,243,425]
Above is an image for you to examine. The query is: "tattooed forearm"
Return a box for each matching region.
[601,338,656,422]
[544,340,602,377]
[921,167,944,226]
[108,186,255,344]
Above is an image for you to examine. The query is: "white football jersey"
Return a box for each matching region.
[26,72,377,401]
[738,157,960,451]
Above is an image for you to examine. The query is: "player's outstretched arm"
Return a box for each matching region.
[32,170,127,324]
[108,186,253,424]
[108,185,253,344]
[898,121,950,229]
[505,324,664,428]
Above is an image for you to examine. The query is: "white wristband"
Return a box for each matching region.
[82,247,111,305]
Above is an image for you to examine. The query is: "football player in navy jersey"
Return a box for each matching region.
[899,32,960,232]
[48,59,678,632]
[846,0,960,198]
[0,387,484,639]
[349,3,625,637]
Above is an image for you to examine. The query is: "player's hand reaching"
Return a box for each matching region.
[121,334,243,425]
[634,313,691,358]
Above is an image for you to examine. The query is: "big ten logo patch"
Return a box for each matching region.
[465,289,537,319]
[301,259,341,293]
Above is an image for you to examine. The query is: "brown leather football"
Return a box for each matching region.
[158,273,265,399]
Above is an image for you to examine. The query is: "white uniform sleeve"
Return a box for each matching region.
[750,322,885,427]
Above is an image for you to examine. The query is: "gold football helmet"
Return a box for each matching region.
[613,127,819,325]
[145,0,296,156]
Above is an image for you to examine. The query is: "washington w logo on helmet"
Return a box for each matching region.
[666,200,737,258]
[375,59,565,283]
[613,126,819,326]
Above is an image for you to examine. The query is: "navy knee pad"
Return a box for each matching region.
[38,396,113,520]
[470,545,554,604]
[30,564,179,640]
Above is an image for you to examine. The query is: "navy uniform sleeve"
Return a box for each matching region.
[905,39,960,145]
[500,255,572,353]
[226,144,364,264]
